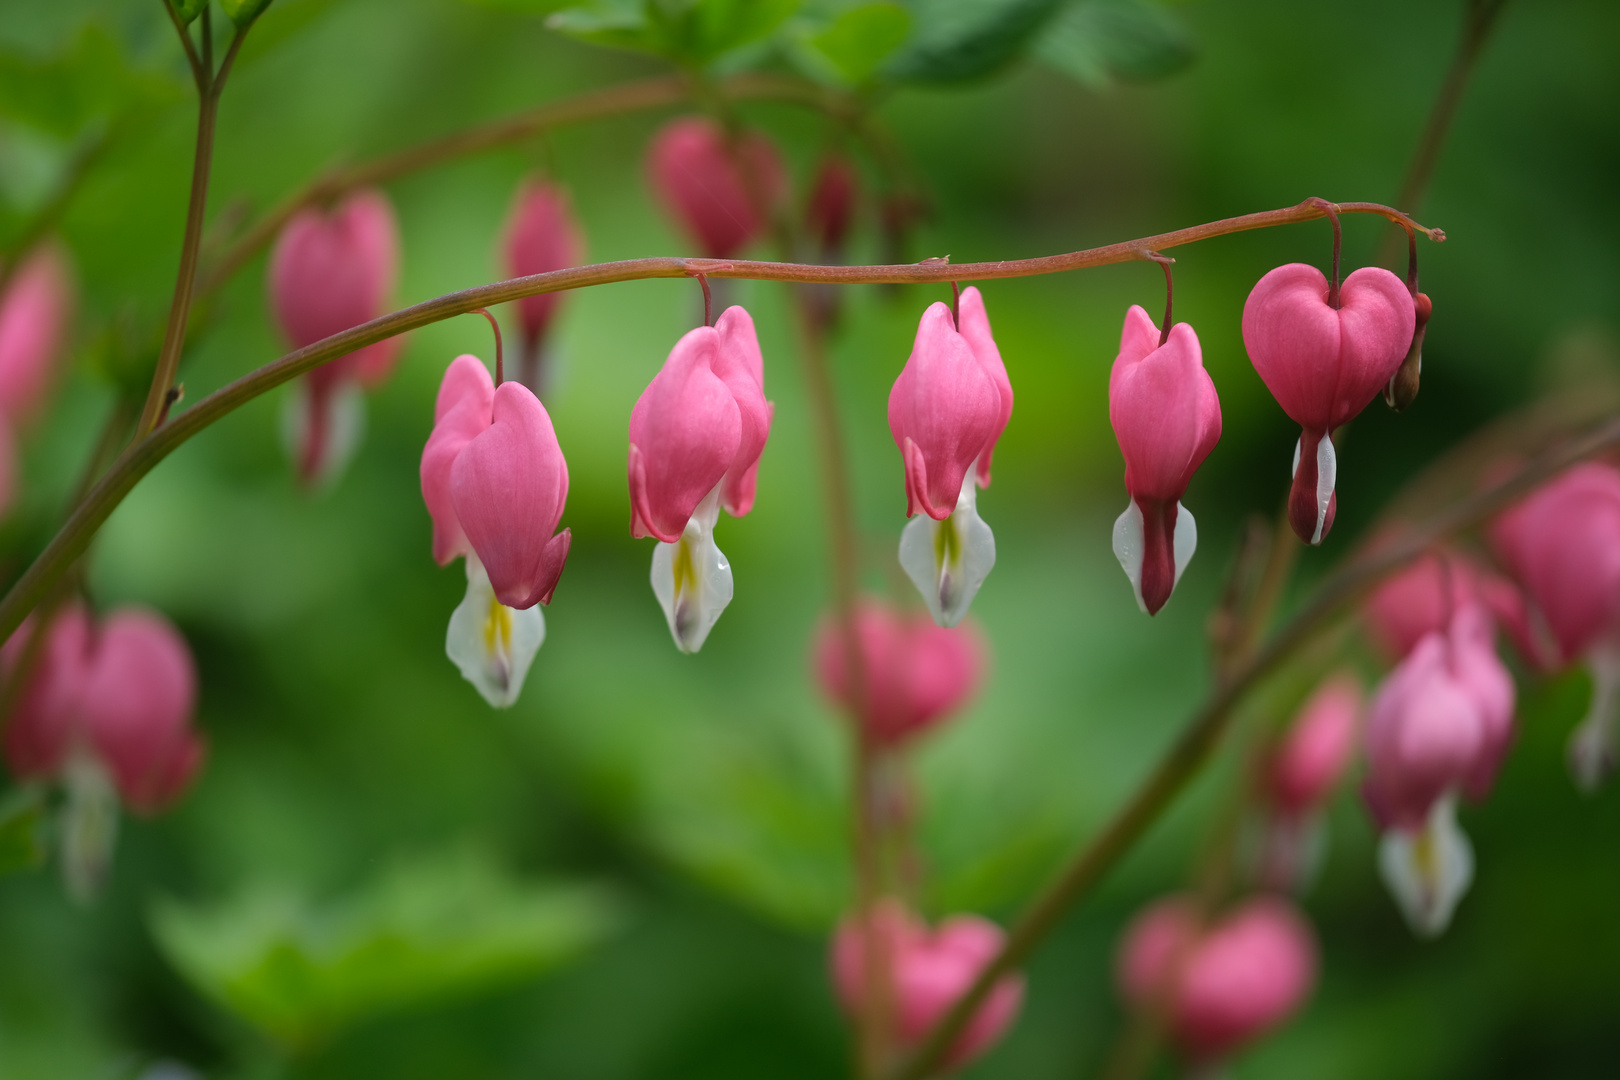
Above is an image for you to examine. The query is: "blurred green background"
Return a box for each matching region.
[1,0,1618,1076]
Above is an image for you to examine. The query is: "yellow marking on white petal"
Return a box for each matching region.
[484,595,513,656]
[672,536,696,605]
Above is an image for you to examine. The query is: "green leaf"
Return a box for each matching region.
[549,0,799,65]
[885,0,1065,83]
[804,3,912,84]
[546,0,660,56]
[234,0,341,69]
[0,24,184,138]
[169,0,210,25]
[688,0,800,62]
[1034,0,1196,89]
[218,0,276,28]
[0,788,46,877]
[461,0,573,10]
[149,849,625,1050]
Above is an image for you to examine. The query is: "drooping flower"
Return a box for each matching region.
[1489,462,1620,790]
[1108,305,1222,615]
[1117,895,1317,1066]
[2,603,203,901]
[889,288,1013,627]
[502,178,585,393]
[805,154,860,257]
[645,117,785,260]
[1254,673,1361,891]
[831,899,1024,1071]
[813,598,985,746]
[1242,264,1415,544]
[0,243,73,425]
[268,188,404,485]
[1363,548,1536,664]
[1361,605,1515,935]
[628,306,772,653]
[420,354,571,706]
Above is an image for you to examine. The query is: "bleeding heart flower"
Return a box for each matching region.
[813,598,985,746]
[1489,463,1620,790]
[1268,673,1361,817]
[268,189,404,485]
[1242,263,1415,544]
[420,354,570,706]
[1363,549,1537,664]
[646,117,785,260]
[502,178,585,393]
[1108,305,1221,615]
[0,243,73,425]
[890,288,1013,627]
[629,306,772,653]
[831,899,1024,1071]
[1117,895,1317,1064]
[805,155,860,257]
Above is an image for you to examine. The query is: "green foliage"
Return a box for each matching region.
[0,24,180,138]
[218,0,277,28]
[793,2,913,86]
[547,0,800,66]
[149,849,625,1050]
[169,0,211,25]
[1034,0,1196,89]
[0,788,46,877]
[884,0,1066,83]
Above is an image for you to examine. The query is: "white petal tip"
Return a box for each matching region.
[1112,500,1147,614]
[900,481,995,627]
[1378,796,1473,938]
[446,556,546,708]
[651,488,733,654]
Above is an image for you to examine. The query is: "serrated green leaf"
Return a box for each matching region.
[218,0,275,28]
[806,3,911,84]
[0,788,47,877]
[1034,0,1195,89]
[150,849,625,1050]
[885,0,1065,83]
[169,0,210,25]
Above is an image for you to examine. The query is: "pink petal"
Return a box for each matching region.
[0,244,73,424]
[1108,307,1221,502]
[420,355,496,566]
[1,603,93,780]
[1172,898,1317,1061]
[504,179,586,347]
[956,287,1014,488]
[645,118,785,259]
[1268,673,1362,815]
[711,306,773,518]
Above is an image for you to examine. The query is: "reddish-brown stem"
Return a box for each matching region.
[1147,252,1175,346]
[1308,197,1344,308]
[949,280,960,329]
[697,274,713,327]
[472,308,503,385]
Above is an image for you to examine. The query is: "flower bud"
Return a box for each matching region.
[1266,673,1361,817]
[1383,291,1431,412]
[813,598,985,746]
[831,899,1024,1070]
[805,155,860,256]
[1108,305,1221,615]
[645,118,785,259]
[1242,264,1415,544]
[502,179,585,390]
[0,243,73,425]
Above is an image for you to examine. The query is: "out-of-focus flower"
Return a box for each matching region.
[268,189,403,485]
[1242,263,1415,544]
[890,288,1013,627]
[501,178,585,393]
[645,117,785,260]
[813,598,984,746]
[629,306,772,653]
[1117,894,1317,1065]
[805,155,860,257]
[0,243,73,425]
[1108,304,1221,615]
[1253,673,1361,891]
[420,354,570,706]
[1363,549,1535,664]
[831,899,1024,1071]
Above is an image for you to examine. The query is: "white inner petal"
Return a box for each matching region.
[1291,436,1302,479]
[278,378,367,489]
[1378,793,1474,938]
[446,553,546,708]
[1569,636,1620,793]
[1111,498,1146,614]
[901,475,996,628]
[1312,432,1337,545]
[60,748,119,906]
[651,485,733,653]
[1172,500,1197,589]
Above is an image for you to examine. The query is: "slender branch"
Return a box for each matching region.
[161,1,207,90]
[887,416,1620,1080]
[0,197,1439,645]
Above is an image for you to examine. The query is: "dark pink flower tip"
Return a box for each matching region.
[0,243,73,425]
[805,155,860,254]
[79,608,202,813]
[503,178,586,348]
[1109,305,1221,504]
[1267,673,1362,816]
[268,188,403,385]
[628,325,744,542]
[813,598,985,746]
[831,901,1024,1070]
[2,603,93,780]
[450,381,571,608]
[888,302,1004,520]
[645,117,786,260]
[421,355,497,566]
[710,306,774,518]
[1171,898,1318,1061]
[1489,462,1620,664]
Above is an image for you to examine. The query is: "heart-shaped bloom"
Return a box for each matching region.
[890,288,1013,626]
[1117,895,1316,1064]
[813,599,985,746]
[1242,264,1415,544]
[0,243,73,425]
[1364,549,1536,664]
[1108,305,1221,615]
[646,117,785,260]
[629,306,772,653]
[831,900,1025,1071]
[1267,674,1361,817]
[1489,462,1620,789]
[269,189,404,484]
[502,178,585,392]
[420,355,571,706]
